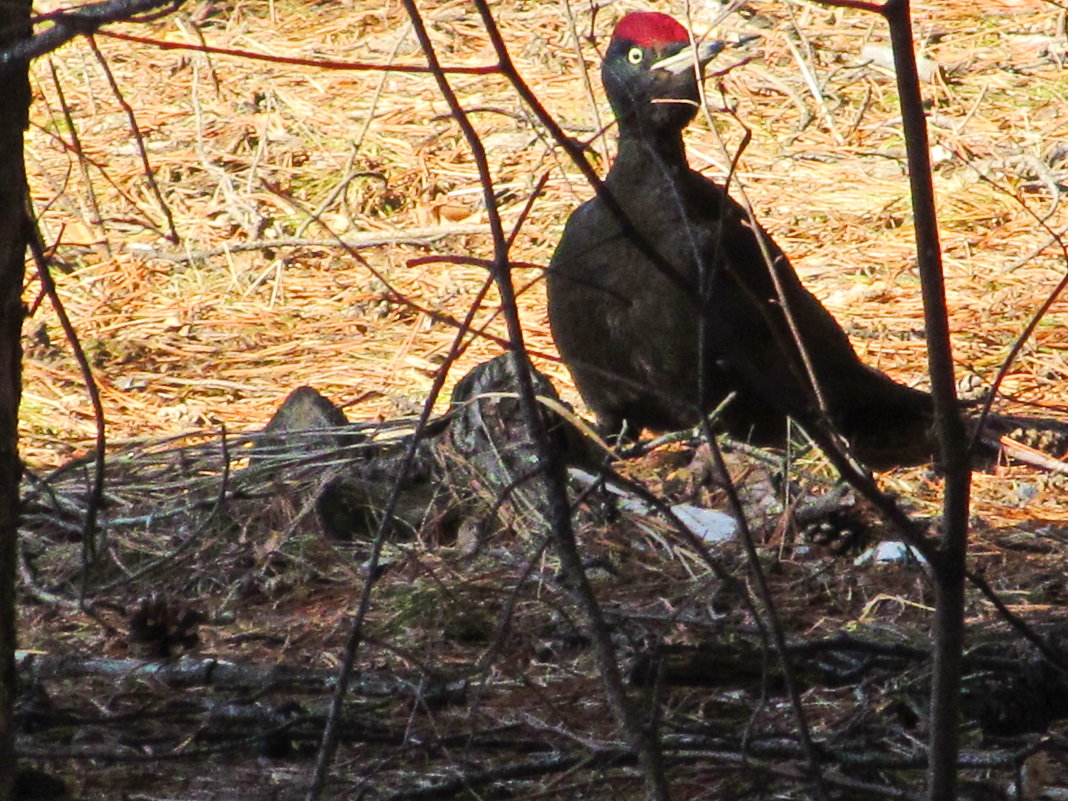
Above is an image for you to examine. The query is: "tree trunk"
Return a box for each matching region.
[0,3,33,799]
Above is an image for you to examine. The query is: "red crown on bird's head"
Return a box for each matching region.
[611,12,689,48]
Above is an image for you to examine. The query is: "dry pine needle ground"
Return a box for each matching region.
[14,0,1068,797]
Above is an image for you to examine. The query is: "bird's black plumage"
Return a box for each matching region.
[547,11,936,468]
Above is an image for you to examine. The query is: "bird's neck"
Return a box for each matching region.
[612,128,690,181]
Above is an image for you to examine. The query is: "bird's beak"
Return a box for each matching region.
[651,39,724,77]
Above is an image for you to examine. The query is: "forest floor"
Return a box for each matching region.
[14,0,1068,798]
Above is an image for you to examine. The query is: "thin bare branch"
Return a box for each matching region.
[0,0,185,66]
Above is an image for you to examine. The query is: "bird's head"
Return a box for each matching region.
[602,12,722,135]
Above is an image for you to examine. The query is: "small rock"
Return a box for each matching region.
[854,540,927,566]
[253,386,364,471]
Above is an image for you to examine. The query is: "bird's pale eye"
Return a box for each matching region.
[627,46,643,65]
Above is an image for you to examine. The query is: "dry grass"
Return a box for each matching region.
[22,0,1068,464]
[23,0,1068,528]
[16,0,1068,797]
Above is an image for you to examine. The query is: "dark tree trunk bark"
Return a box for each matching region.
[0,3,33,800]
